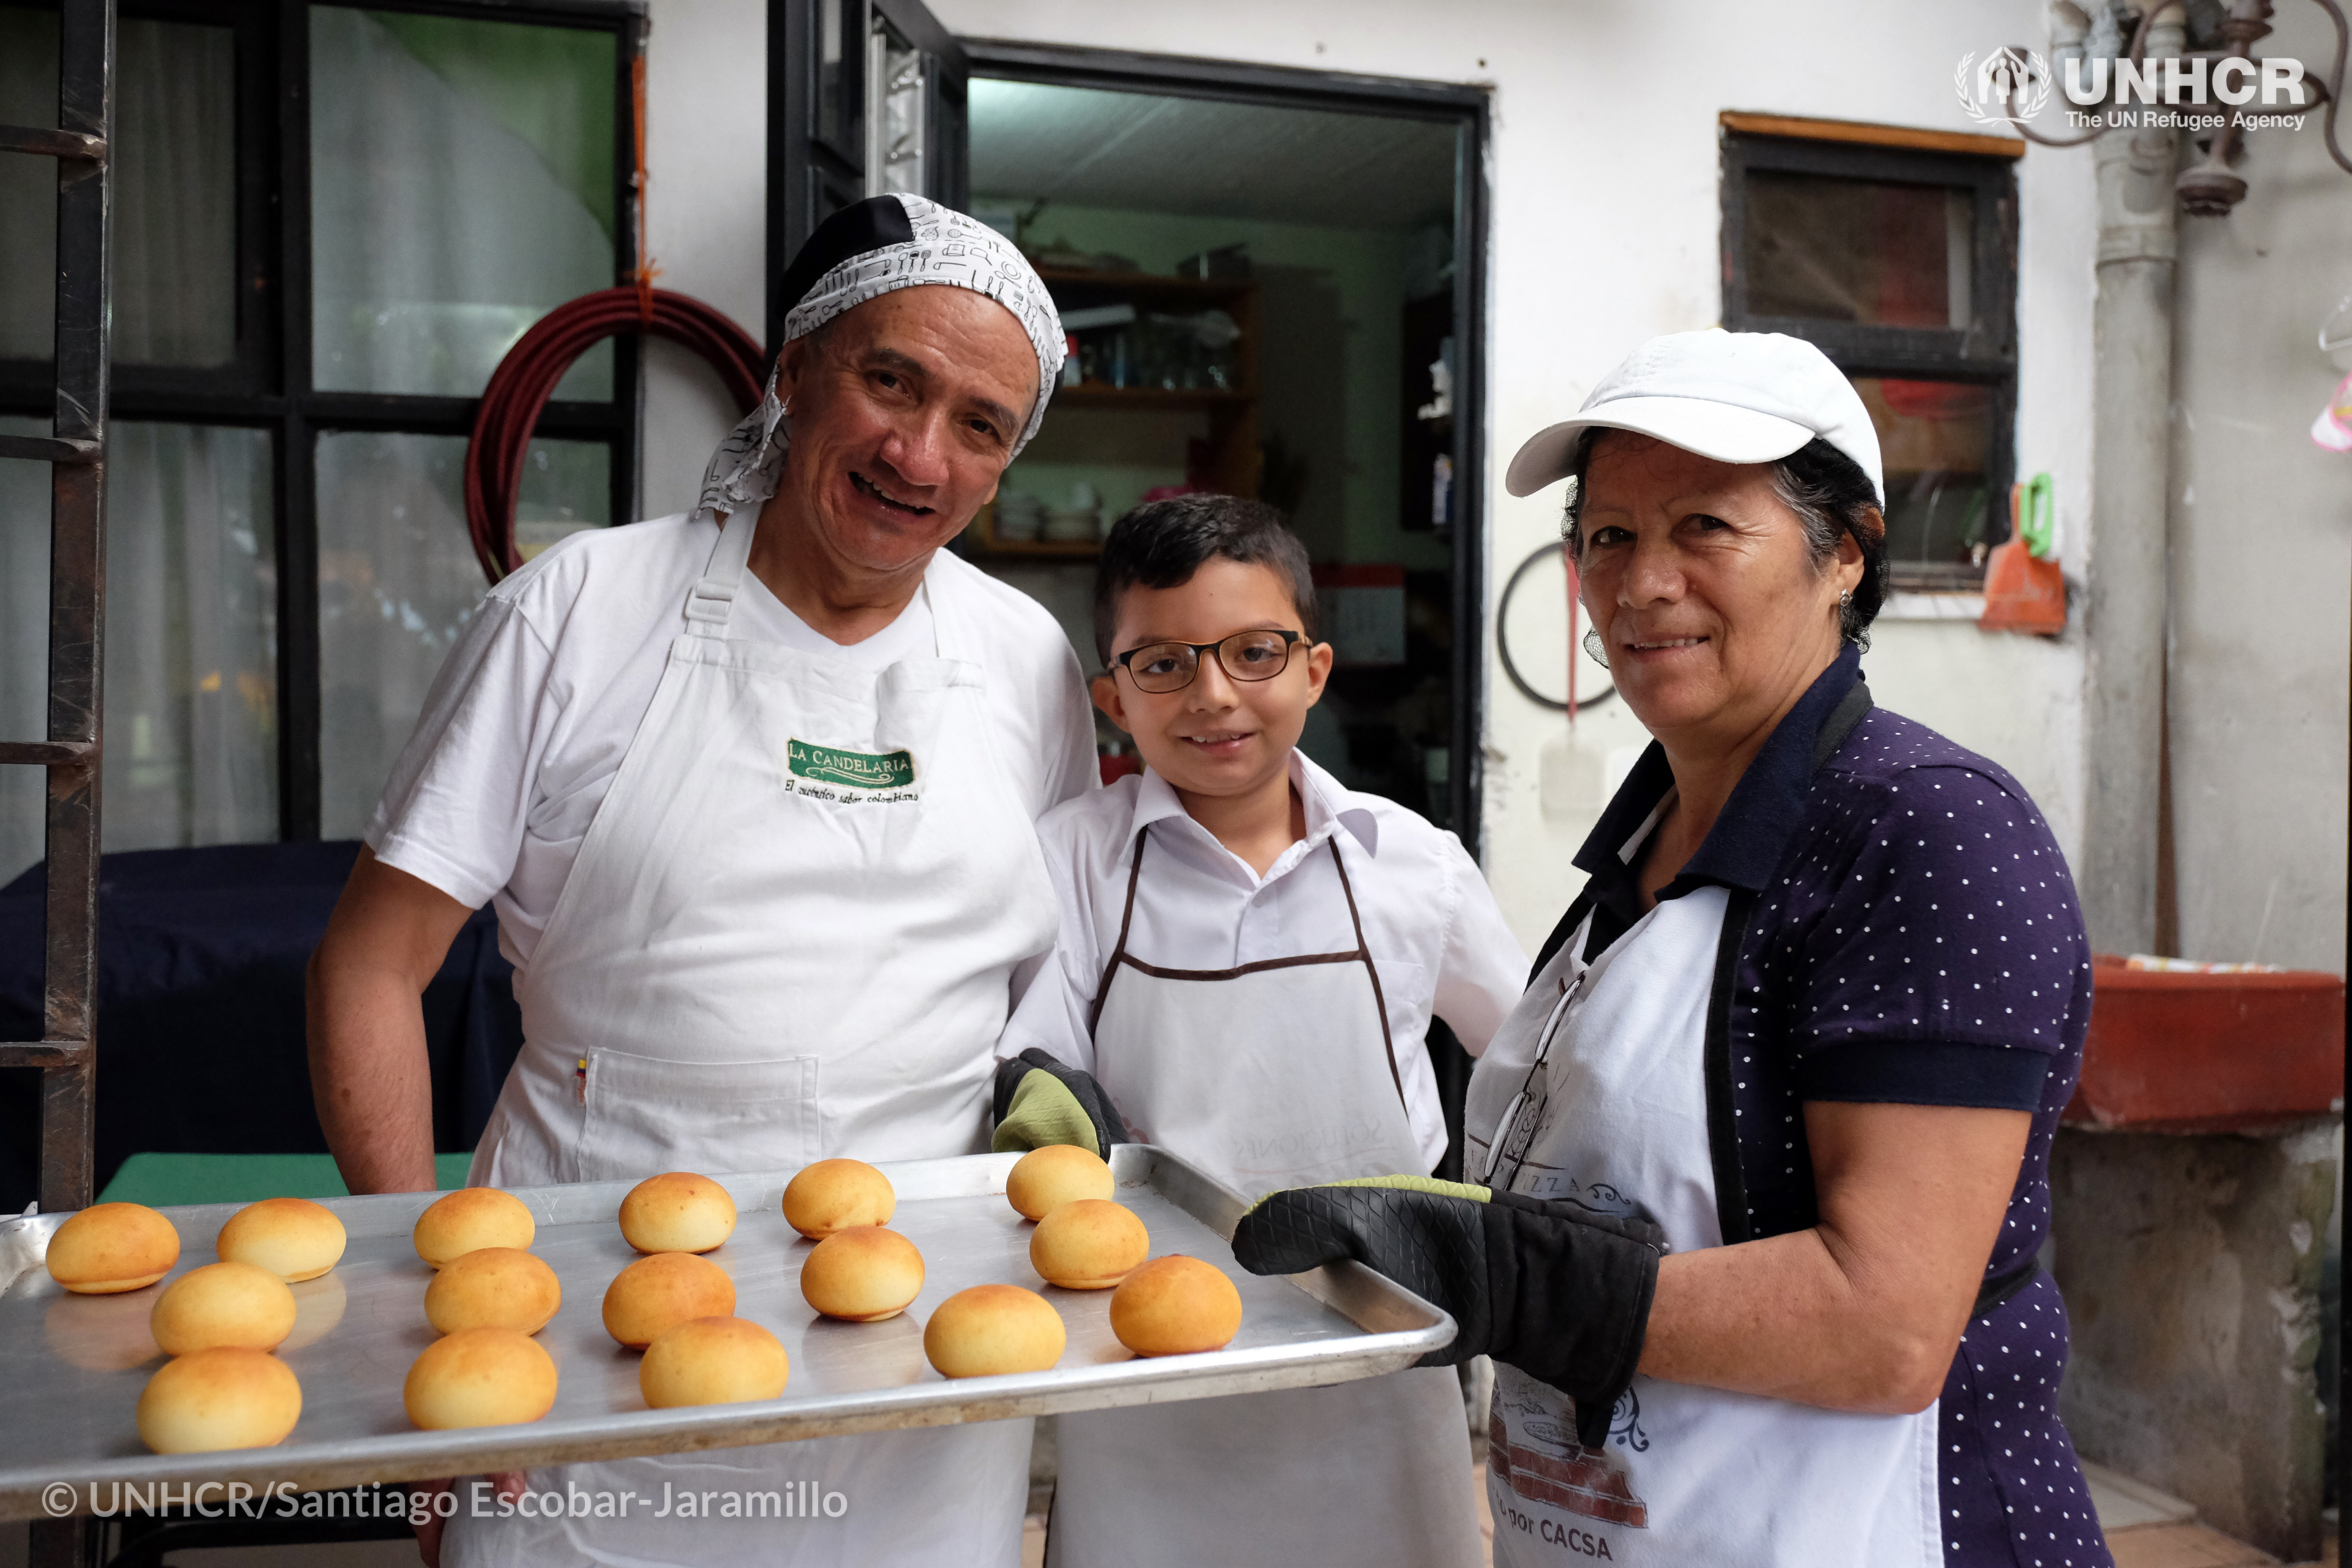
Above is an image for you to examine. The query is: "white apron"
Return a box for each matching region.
[1046,826,1482,1568]
[446,508,1057,1568]
[1464,886,1940,1568]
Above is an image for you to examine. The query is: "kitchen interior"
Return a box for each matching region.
[953,77,1467,827]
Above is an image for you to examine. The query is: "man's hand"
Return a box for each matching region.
[1233,1175,1663,1446]
[307,846,474,1196]
[413,1471,526,1566]
[990,1049,1131,1156]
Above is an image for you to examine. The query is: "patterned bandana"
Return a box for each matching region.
[694,194,1064,524]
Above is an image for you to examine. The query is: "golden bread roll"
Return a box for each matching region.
[1109,1255,1245,1356]
[150,1261,299,1356]
[425,1247,562,1336]
[923,1285,1066,1379]
[781,1159,895,1238]
[137,1346,302,1453]
[1005,1145,1115,1222]
[1029,1199,1149,1290]
[799,1227,924,1322]
[216,1197,346,1282]
[639,1316,790,1408]
[618,1172,737,1255]
[47,1202,180,1294]
[412,1188,535,1268]
[602,1251,736,1349]
[404,1327,559,1430]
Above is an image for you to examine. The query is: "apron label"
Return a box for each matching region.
[785,738,920,801]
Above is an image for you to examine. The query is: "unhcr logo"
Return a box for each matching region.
[1955,47,2054,125]
[1953,43,2313,132]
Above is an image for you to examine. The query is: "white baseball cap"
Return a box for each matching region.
[1505,329,1885,504]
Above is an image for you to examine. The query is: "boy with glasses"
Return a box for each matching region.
[993,494,1522,1568]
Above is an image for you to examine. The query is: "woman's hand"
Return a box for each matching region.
[1637,1101,2032,1414]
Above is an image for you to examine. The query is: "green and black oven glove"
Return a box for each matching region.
[990,1049,1133,1157]
[1232,1175,1664,1448]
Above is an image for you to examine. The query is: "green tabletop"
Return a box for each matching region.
[96,1151,477,1207]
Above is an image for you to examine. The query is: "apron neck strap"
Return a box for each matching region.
[685,504,762,638]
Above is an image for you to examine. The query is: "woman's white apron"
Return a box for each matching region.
[1046,826,1482,1568]
[1463,884,1939,1568]
[445,507,1058,1568]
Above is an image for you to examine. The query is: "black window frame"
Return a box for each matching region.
[1720,128,2020,591]
[0,0,646,840]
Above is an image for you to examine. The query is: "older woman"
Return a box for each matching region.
[1238,330,2107,1568]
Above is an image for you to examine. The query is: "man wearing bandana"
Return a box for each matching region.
[308,196,1096,1567]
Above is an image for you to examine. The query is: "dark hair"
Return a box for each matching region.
[1091,495,1317,666]
[1559,429,1889,646]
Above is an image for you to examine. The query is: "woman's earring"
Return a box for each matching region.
[1838,588,1853,608]
[1582,627,1610,669]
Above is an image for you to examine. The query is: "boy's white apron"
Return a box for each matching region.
[446,508,1058,1568]
[1046,826,1482,1568]
[1464,885,1939,1568]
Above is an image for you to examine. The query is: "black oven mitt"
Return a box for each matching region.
[990,1048,1132,1158]
[1233,1174,1663,1448]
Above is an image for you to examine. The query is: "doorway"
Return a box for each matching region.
[958,48,1488,843]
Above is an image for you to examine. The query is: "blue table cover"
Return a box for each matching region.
[0,841,522,1212]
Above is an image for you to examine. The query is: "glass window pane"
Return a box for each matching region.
[316,432,607,836]
[0,6,58,362]
[1744,171,1973,329]
[114,20,238,367]
[101,423,280,853]
[0,13,240,368]
[1,417,50,885]
[1855,377,1995,580]
[309,8,617,399]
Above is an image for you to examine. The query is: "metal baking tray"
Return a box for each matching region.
[0,1146,1452,1519]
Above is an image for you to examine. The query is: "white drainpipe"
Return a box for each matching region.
[2077,2,2185,956]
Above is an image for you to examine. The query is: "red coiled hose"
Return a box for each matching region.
[463,286,767,584]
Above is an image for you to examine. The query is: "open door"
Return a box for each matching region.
[766,0,970,354]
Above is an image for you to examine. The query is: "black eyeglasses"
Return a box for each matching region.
[1110,630,1305,694]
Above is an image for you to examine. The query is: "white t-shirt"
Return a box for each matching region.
[365,512,1099,971]
[999,751,1529,1172]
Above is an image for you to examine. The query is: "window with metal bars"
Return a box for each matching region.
[1720,127,2020,592]
[0,0,644,882]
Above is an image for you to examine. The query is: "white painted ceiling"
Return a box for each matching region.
[968,78,1457,231]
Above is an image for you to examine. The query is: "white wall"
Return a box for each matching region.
[2165,2,2352,973]
[638,0,2352,963]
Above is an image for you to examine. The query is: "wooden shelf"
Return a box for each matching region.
[1051,383,1252,411]
[1033,265,1256,300]
[961,506,1100,561]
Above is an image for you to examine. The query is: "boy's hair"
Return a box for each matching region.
[1091,494,1318,667]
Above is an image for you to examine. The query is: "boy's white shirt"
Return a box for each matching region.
[1000,749,1529,1172]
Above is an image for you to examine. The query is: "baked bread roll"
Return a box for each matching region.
[602,1251,736,1349]
[639,1316,790,1408]
[404,1327,558,1429]
[413,1188,535,1268]
[425,1247,562,1336]
[216,1197,346,1282]
[1109,1255,1245,1356]
[47,1202,180,1294]
[137,1346,302,1453]
[781,1159,895,1238]
[922,1285,1066,1379]
[799,1227,924,1322]
[1005,1145,1114,1222]
[618,1172,737,1255]
[1029,1199,1149,1290]
[150,1261,299,1356]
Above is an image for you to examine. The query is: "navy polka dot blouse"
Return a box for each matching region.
[1532,646,2109,1568]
